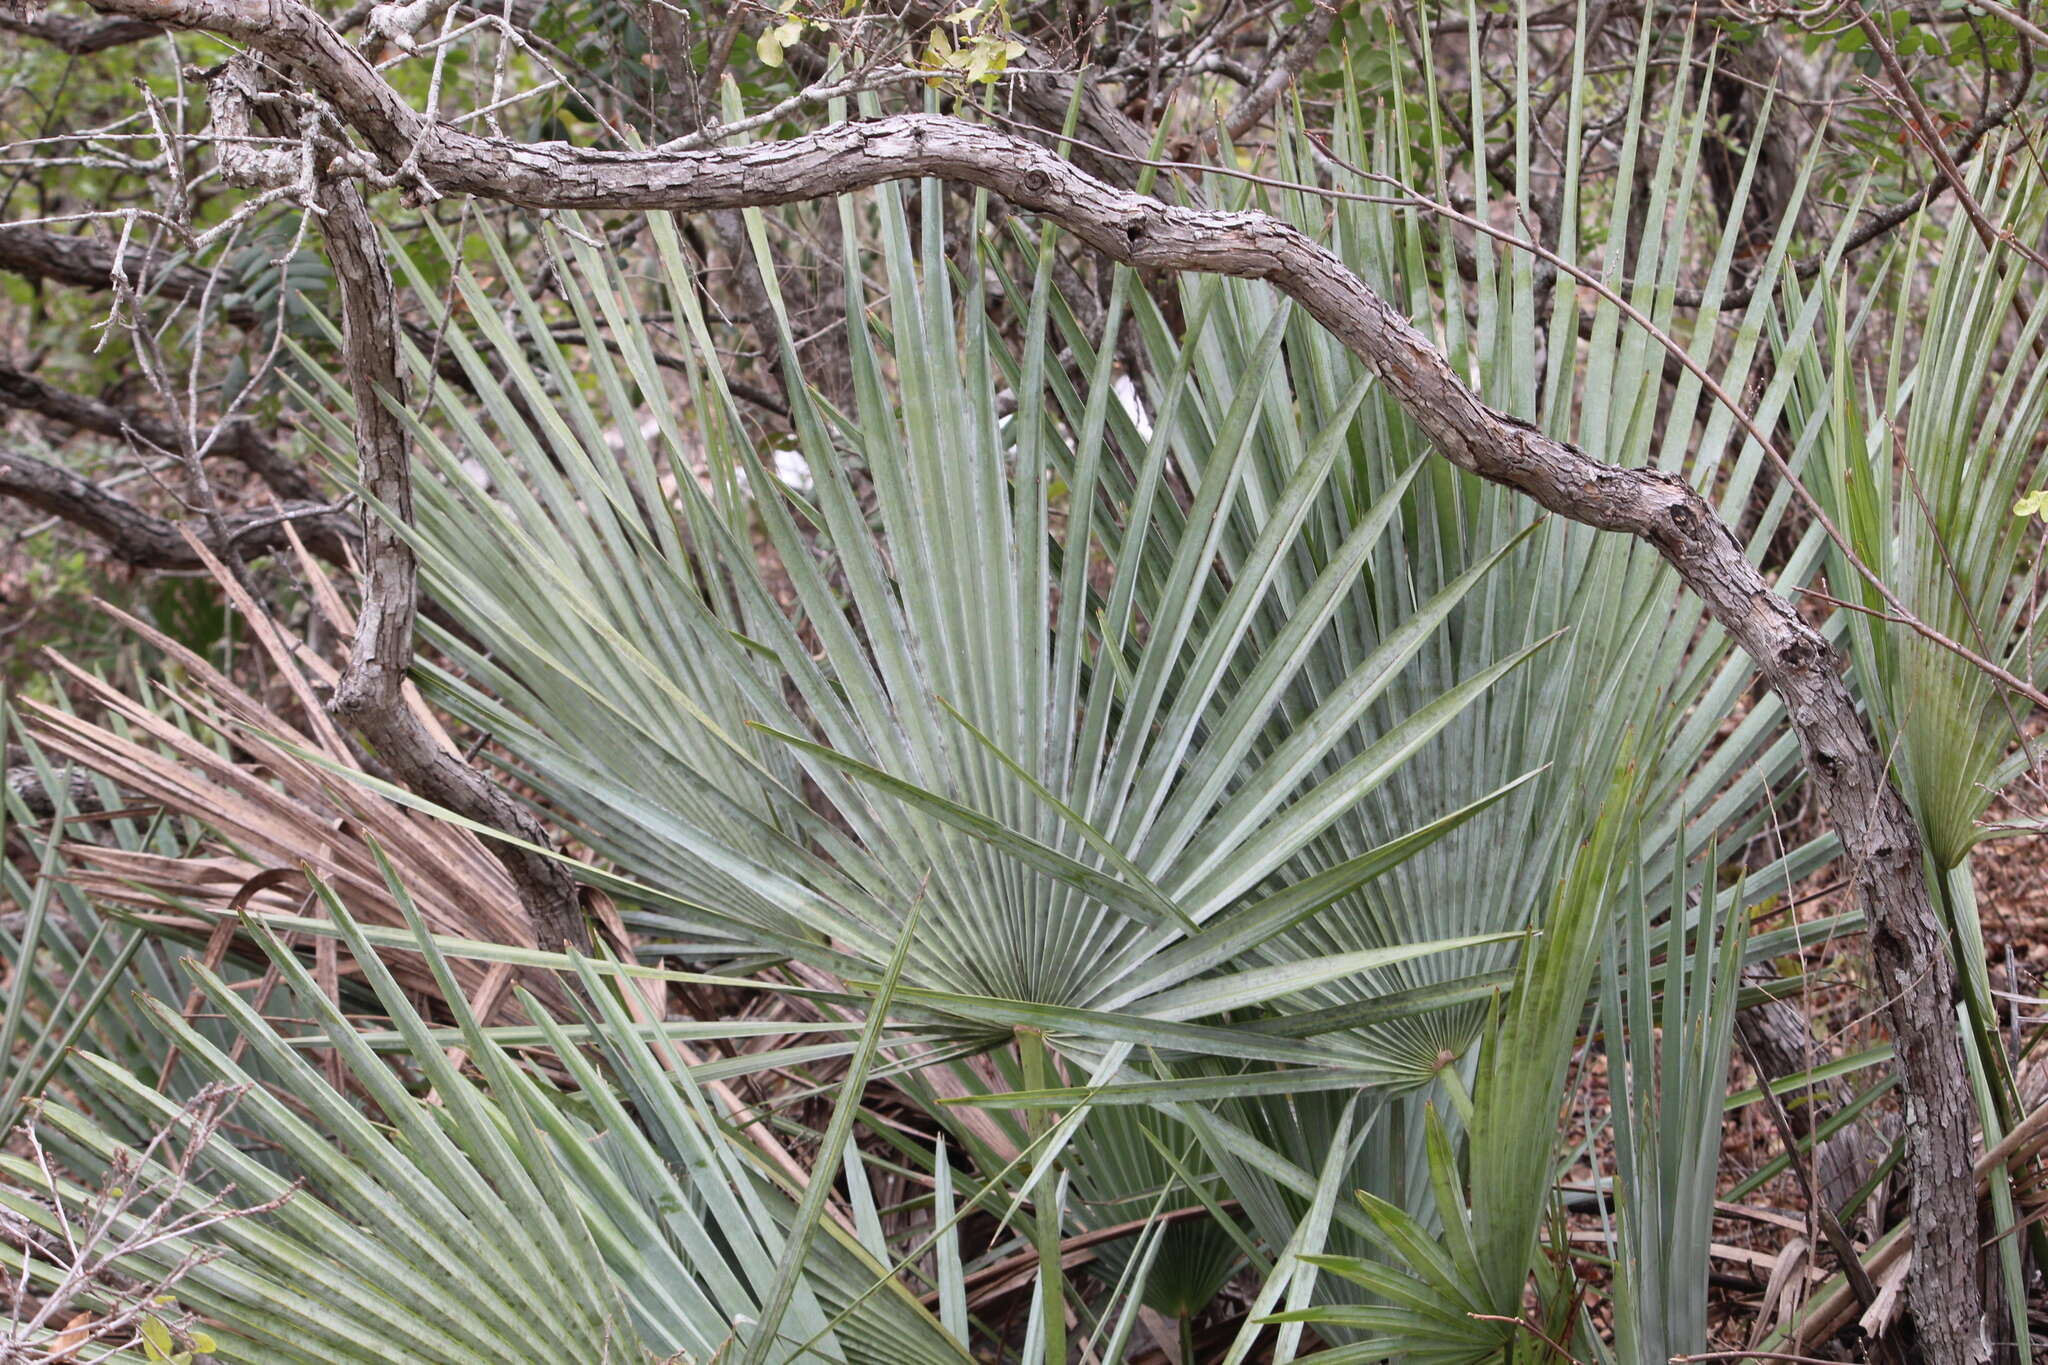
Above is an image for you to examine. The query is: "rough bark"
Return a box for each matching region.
[0,363,323,505]
[0,443,351,568]
[0,225,257,326]
[312,176,588,954]
[62,1,1995,1354]
[0,9,160,50]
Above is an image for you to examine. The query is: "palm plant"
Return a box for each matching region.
[306,195,1534,1040]
[253,12,1859,1347]
[15,2,2036,1359]
[292,179,1564,1348]
[1115,22,1855,1342]
[1,707,154,1138]
[23,585,563,1010]
[1790,144,2048,1355]
[1597,836,1749,1364]
[1,690,265,1149]
[1263,756,1637,1361]
[0,880,1016,1364]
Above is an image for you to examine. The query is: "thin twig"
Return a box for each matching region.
[1466,1313,1586,1364]
[1739,1033,1882,1309]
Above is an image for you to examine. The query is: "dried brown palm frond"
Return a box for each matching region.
[24,532,574,1018]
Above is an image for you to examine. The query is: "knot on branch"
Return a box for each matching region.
[1777,636,1820,673]
[364,0,446,53]
[326,666,391,725]
[1665,498,1700,536]
[203,56,299,189]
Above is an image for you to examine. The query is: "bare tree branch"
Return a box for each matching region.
[0,224,259,324]
[312,170,587,954]
[0,8,161,52]
[894,0,1159,193]
[0,361,322,502]
[0,1084,291,1360]
[1222,0,1338,141]
[0,442,350,567]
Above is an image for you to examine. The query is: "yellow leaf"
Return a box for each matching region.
[140,1317,176,1355]
[757,28,785,65]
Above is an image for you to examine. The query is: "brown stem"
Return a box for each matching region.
[1854,0,2025,265]
[0,225,261,327]
[312,174,587,953]
[0,442,350,568]
[1665,19,2033,312]
[0,362,322,504]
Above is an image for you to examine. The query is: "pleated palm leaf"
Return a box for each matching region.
[1215,15,1833,1099]
[1264,757,1639,1362]
[1119,21,1851,1338]
[286,182,1540,1079]
[1,879,1153,1365]
[1788,144,2048,1350]
[1597,837,1748,1364]
[265,3,1858,1349]
[25,585,564,1015]
[272,168,1561,1339]
[1797,151,2048,876]
[1,707,164,1137]
[2,694,335,1155]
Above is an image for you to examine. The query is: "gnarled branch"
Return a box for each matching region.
[0,443,350,568]
[312,174,587,953]
[0,362,321,504]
